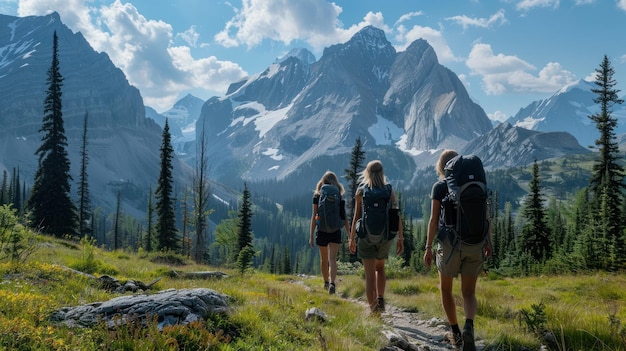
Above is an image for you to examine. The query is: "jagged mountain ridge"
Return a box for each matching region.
[0,12,188,216]
[462,122,591,169]
[506,79,626,148]
[191,26,498,185]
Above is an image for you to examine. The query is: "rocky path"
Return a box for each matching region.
[365,301,486,351]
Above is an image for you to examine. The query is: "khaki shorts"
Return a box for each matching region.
[436,233,485,277]
[357,234,393,260]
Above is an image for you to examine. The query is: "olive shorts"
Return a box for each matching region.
[357,234,393,260]
[436,235,485,277]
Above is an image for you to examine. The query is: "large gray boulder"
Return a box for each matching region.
[50,288,230,330]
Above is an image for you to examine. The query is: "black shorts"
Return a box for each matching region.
[316,230,342,246]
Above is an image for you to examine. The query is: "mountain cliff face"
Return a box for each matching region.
[0,12,187,215]
[192,26,495,184]
[383,39,492,150]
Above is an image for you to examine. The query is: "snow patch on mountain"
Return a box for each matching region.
[515,116,544,129]
[262,148,283,161]
[255,105,291,137]
[230,102,291,138]
[369,115,403,145]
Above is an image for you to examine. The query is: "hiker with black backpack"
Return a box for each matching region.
[423,149,492,351]
[310,171,350,294]
[349,160,403,314]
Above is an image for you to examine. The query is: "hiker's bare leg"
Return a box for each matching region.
[374,259,386,298]
[318,245,330,284]
[328,242,340,283]
[461,274,478,320]
[362,258,377,309]
[440,273,458,325]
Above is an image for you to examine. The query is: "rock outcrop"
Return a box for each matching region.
[50,288,230,330]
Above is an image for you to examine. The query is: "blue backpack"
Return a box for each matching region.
[317,184,343,233]
[360,184,392,239]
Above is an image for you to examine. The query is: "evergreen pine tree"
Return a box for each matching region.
[0,171,7,205]
[78,112,92,238]
[344,137,365,262]
[236,183,254,273]
[518,160,552,261]
[12,167,22,214]
[588,55,625,266]
[27,32,77,238]
[344,137,366,216]
[154,119,179,251]
[144,188,154,252]
[281,247,292,274]
[237,183,253,252]
[113,190,121,250]
[193,120,211,263]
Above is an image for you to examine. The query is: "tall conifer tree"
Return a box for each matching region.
[155,119,178,251]
[588,55,625,266]
[78,112,92,238]
[193,120,211,263]
[344,137,365,262]
[518,160,552,261]
[236,183,253,253]
[28,31,77,238]
[236,183,254,273]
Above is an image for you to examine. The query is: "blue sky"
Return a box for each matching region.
[1,0,626,121]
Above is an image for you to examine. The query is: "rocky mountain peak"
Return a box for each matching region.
[275,48,316,65]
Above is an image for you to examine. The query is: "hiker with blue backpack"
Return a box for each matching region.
[349,160,403,314]
[424,149,492,351]
[310,171,350,294]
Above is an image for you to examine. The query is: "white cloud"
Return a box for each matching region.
[619,0,626,11]
[467,43,575,95]
[394,11,422,26]
[394,25,460,63]
[515,0,560,11]
[445,9,507,30]
[16,0,247,111]
[489,110,509,122]
[215,0,343,51]
[177,26,200,48]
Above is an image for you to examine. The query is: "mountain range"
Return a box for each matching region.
[173,25,592,190]
[0,13,616,218]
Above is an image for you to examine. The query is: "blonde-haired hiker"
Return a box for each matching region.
[310,171,350,294]
[349,160,403,314]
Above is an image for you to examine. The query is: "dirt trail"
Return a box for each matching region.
[367,301,486,351]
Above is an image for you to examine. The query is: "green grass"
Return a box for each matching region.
[2,236,626,350]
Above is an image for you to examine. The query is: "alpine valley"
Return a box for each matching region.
[0,12,624,221]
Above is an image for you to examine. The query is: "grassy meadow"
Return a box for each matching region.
[1,236,626,350]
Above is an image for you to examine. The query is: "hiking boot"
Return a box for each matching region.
[444,330,463,349]
[372,296,385,313]
[328,282,336,294]
[462,325,476,351]
[323,281,329,290]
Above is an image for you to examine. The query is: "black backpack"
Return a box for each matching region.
[442,154,489,244]
[317,184,343,233]
[360,184,393,239]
